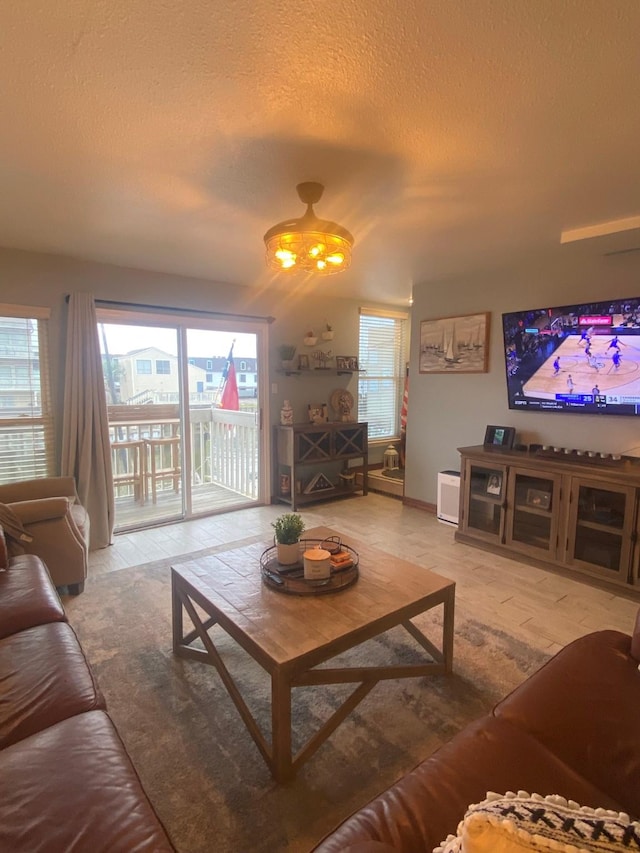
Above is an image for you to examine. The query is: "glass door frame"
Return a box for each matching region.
[460,458,508,544]
[504,466,562,559]
[565,476,635,583]
[97,306,271,529]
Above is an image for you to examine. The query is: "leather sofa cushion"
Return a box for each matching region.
[632,607,640,661]
[0,554,65,639]
[0,525,7,569]
[0,621,106,748]
[312,715,624,853]
[0,710,175,852]
[494,629,640,819]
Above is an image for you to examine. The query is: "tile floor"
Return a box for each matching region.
[87,492,639,655]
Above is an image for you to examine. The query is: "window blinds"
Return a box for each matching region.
[0,309,55,483]
[358,309,408,440]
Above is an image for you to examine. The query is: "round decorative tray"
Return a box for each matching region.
[260,536,359,595]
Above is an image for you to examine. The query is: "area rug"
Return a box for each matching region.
[65,553,550,853]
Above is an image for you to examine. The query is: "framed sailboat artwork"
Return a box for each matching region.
[419,312,490,374]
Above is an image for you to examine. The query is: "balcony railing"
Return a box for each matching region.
[189,407,259,497]
[108,404,259,511]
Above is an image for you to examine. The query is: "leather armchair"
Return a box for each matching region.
[0,477,90,594]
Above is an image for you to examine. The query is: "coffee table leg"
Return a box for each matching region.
[443,585,455,674]
[271,669,293,782]
[171,569,183,653]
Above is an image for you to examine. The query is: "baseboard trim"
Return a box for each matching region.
[402,496,436,514]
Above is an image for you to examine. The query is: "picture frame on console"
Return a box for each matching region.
[419,312,490,374]
[483,424,516,449]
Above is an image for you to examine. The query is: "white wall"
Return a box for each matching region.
[406,247,640,506]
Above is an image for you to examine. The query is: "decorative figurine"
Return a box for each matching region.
[311,349,332,369]
[330,388,355,422]
[280,400,294,425]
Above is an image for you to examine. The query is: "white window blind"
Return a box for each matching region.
[358,308,408,440]
[0,306,55,483]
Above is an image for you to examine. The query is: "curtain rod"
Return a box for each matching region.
[64,295,275,324]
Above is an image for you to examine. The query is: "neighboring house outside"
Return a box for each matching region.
[188,356,258,398]
[112,347,211,404]
[107,348,257,404]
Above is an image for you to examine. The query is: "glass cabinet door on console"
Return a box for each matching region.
[460,460,507,544]
[505,468,562,559]
[565,478,635,583]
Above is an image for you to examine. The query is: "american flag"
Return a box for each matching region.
[400,372,409,433]
[219,341,239,410]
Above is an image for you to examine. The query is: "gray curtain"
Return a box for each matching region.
[61,293,114,549]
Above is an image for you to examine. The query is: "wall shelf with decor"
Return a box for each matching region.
[456,445,640,594]
[273,422,368,510]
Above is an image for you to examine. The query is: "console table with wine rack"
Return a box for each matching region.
[273,422,368,510]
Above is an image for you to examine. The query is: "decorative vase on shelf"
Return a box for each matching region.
[322,324,334,341]
[280,400,294,426]
[278,344,297,371]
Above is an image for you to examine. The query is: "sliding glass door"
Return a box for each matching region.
[97,309,266,532]
[183,327,260,518]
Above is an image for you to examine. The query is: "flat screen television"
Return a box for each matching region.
[502,296,640,416]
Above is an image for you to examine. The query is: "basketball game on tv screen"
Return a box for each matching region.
[502,296,640,416]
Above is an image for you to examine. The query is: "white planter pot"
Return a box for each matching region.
[303,336,318,346]
[322,331,334,341]
[276,542,300,565]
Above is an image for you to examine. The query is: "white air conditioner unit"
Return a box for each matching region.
[437,470,460,526]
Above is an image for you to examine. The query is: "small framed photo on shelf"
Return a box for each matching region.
[298,354,310,370]
[486,473,502,496]
[525,488,551,510]
[308,403,329,424]
[336,356,359,371]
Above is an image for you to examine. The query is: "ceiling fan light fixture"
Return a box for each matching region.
[264,182,353,275]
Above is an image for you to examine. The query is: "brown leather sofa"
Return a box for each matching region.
[0,526,175,852]
[313,609,640,852]
[0,475,89,593]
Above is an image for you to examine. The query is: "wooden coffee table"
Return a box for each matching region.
[171,525,455,781]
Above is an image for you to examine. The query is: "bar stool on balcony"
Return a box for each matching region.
[144,436,181,504]
[110,439,146,505]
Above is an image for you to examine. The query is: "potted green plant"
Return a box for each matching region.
[272,512,305,565]
[278,344,297,370]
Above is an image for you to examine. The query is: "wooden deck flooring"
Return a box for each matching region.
[114,481,258,531]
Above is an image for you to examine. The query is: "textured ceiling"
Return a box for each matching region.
[1,0,639,304]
